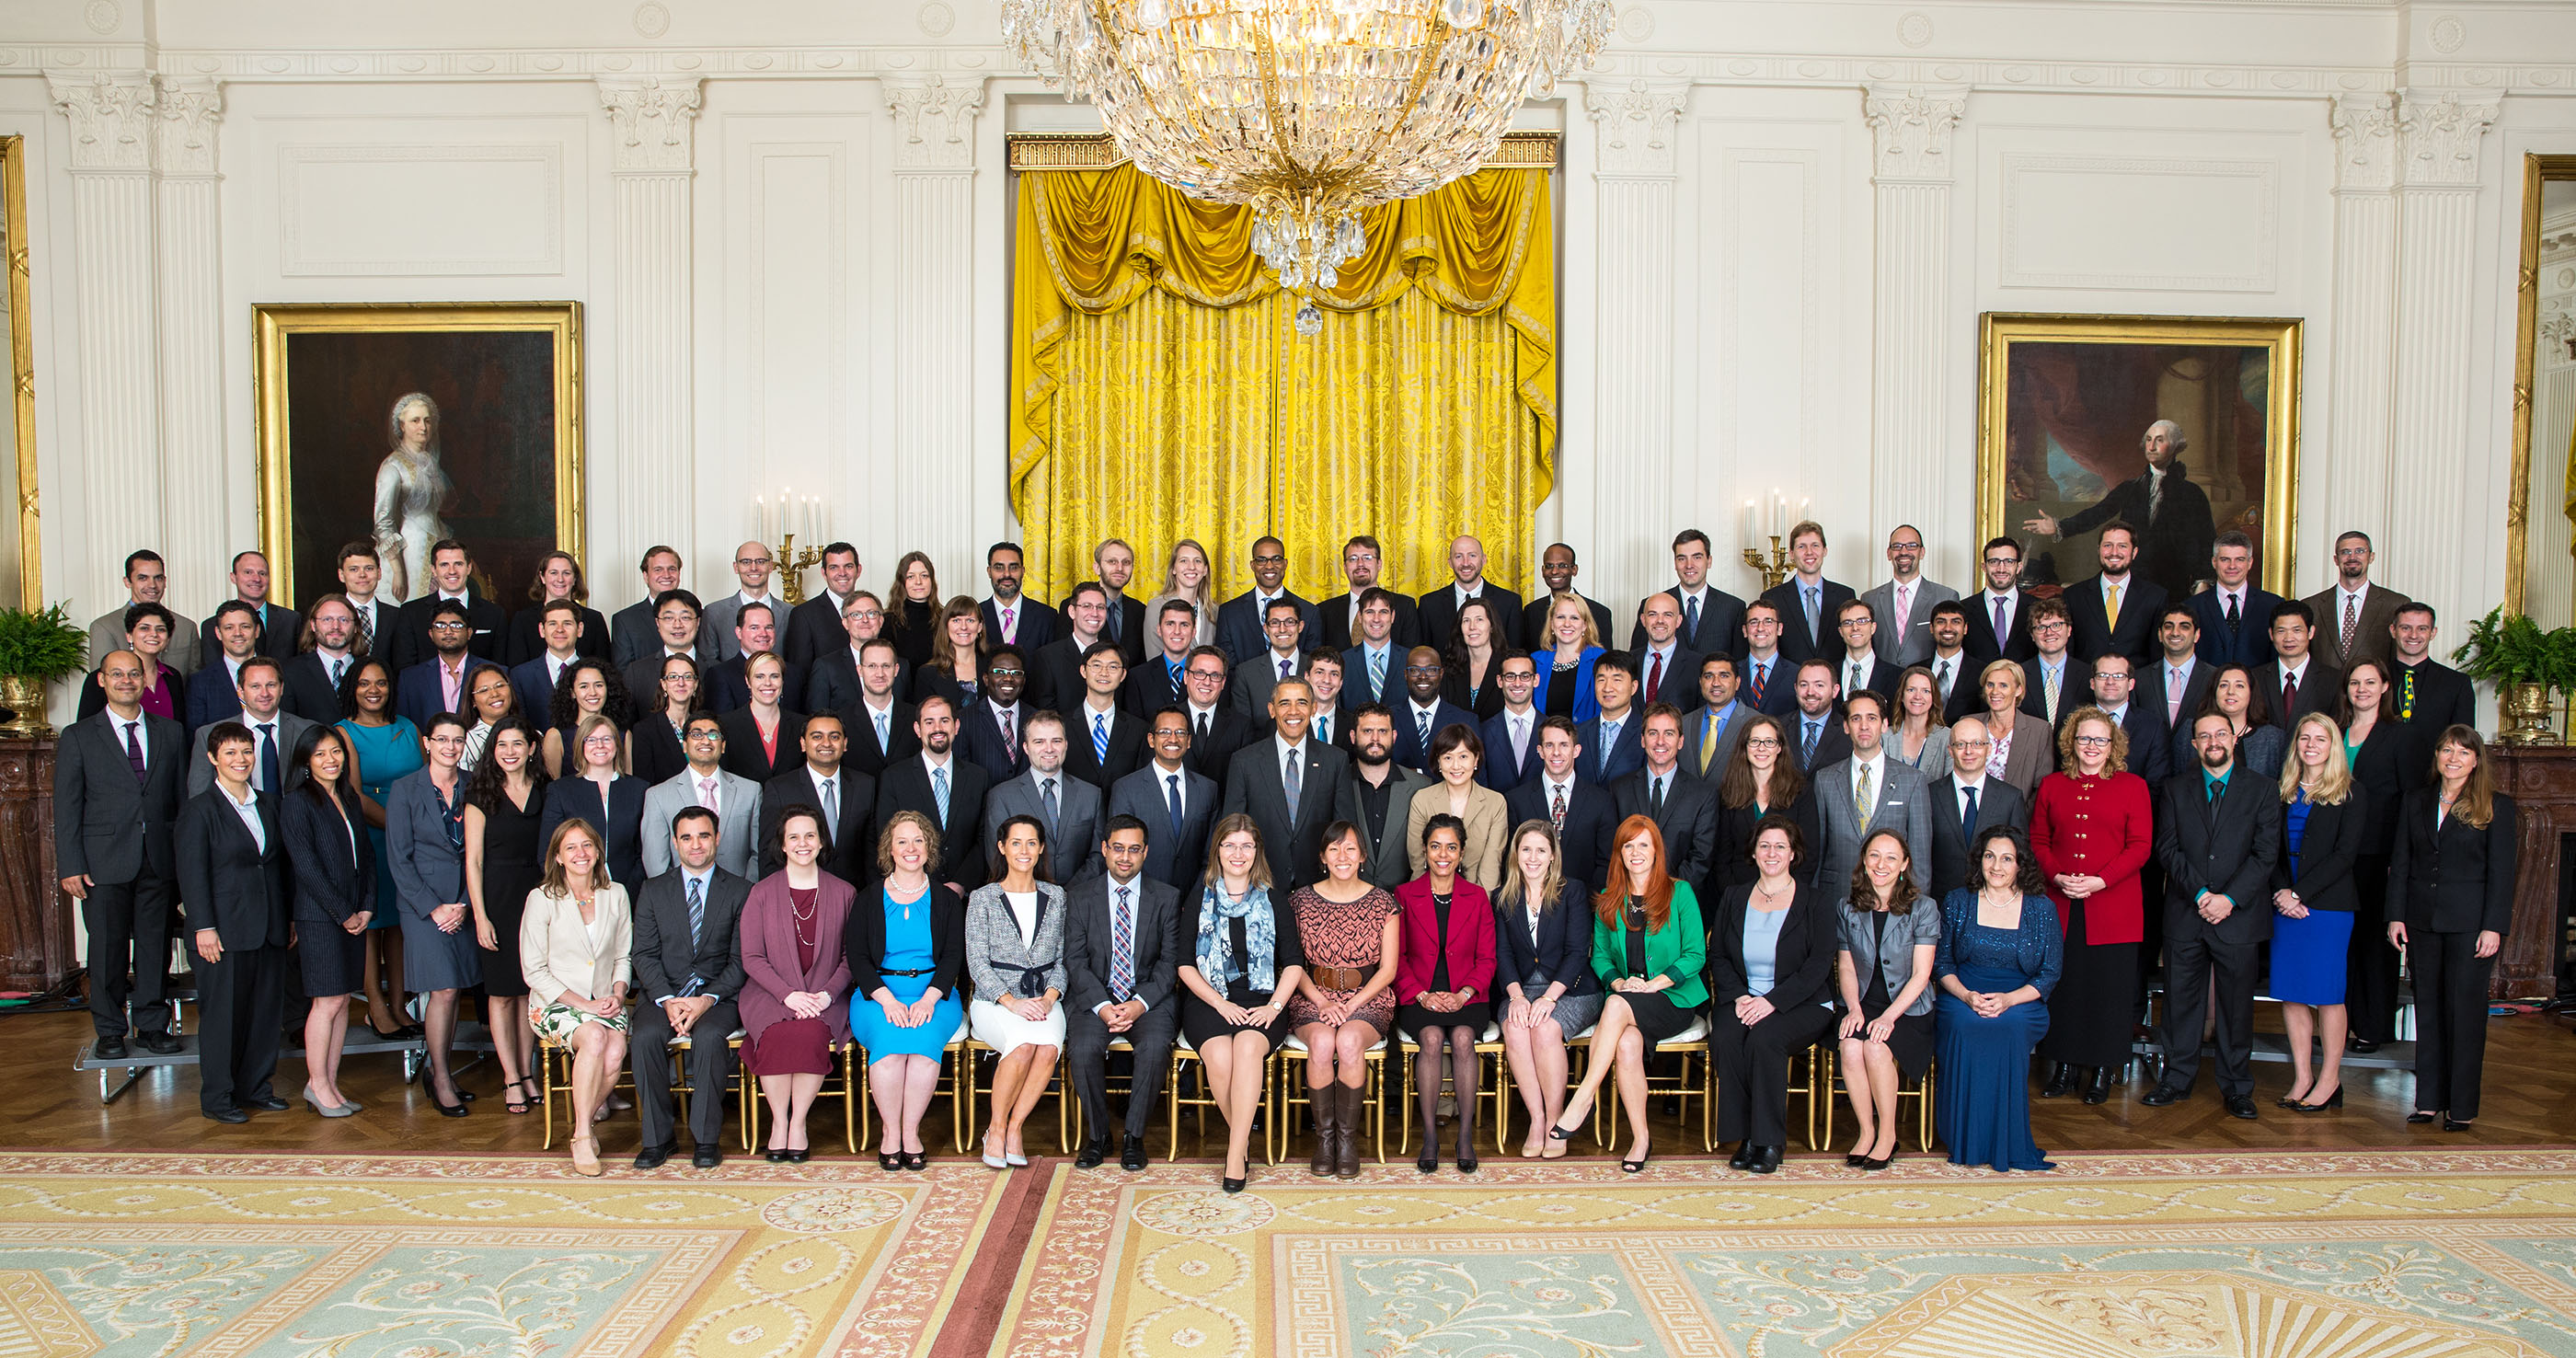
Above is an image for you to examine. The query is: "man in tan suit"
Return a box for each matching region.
[2300,530,2409,674]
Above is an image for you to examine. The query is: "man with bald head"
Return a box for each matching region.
[55,650,190,1058]
[1418,534,1524,650]
[702,540,788,663]
[2022,418,2218,604]
[1922,714,2025,899]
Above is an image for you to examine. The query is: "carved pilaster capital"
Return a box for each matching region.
[46,70,155,174]
[1582,78,1690,179]
[882,74,985,172]
[1862,84,1968,184]
[153,77,224,178]
[2396,89,2499,190]
[2329,92,2398,194]
[597,75,704,175]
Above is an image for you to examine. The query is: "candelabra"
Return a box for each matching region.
[1742,536,1792,592]
[774,535,825,606]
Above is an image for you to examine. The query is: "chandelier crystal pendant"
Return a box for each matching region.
[1003,0,1610,333]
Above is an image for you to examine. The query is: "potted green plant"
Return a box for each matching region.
[0,602,92,738]
[2451,606,2575,745]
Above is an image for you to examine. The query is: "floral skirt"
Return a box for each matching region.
[535,999,629,1044]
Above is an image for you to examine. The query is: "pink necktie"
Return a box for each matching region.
[1894,584,1910,646]
[1003,604,1017,642]
[698,777,717,811]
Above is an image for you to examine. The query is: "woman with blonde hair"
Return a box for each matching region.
[846,811,966,1171]
[1143,539,1219,650]
[372,392,452,602]
[1975,661,2055,793]
[1495,820,1600,1158]
[2029,706,2152,1105]
[1534,593,1605,719]
[519,817,632,1176]
[1176,813,1307,1191]
[2271,711,2365,1111]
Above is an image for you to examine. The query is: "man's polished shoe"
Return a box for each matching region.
[203,1106,248,1123]
[2225,1094,2259,1121]
[1121,1136,1147,1172]
[246,1095,293,1112]
[634,1142,676,1170]
[1729,1143,1754,1170]
[1747,1145,1783,1174]
[93,1036,127,1060]
[2082,1067,2115,1104]
[1075,1139,1108,1169]
[138,1031,182,1055]
[692,1145,724,1169]
[2348,1036,2381,1054]
[2139,1085,2187,1108]
[2040,1063,2076,1099]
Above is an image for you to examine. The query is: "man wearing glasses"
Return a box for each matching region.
[703,540,785,663]
[613,547,707,671]
[960,646,1036,784]
[396,600,491,730]
[2018,600,2091,730]
[1319,535,1421,652]
[1859,524,1958,669]
[2300,530,2411,673]
[1924,715,2023,899]
[1177,647,1253,782]
[1962,536,2036,665]
[1215,535,1321,664]
[1391,646,1479,775]
[1230,598,1314,731]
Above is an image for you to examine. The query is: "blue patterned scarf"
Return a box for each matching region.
[1196,884,1277,993]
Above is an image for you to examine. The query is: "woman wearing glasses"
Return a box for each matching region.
[2028,708,2152,1106]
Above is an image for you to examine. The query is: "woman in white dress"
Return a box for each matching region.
[1142,538,1218,650]
[374,392,454,604]
[964,815,1066,1169]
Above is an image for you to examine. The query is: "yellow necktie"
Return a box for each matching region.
[2105,581,2122,631]
[1698,715,1718,774]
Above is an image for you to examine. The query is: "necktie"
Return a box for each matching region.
[1749,662,1767,709]
[1650,775,1666,818]
[1803,586,1820,641]
[1041,777,1060,839]
[1315,713,1331,744]
[1369,648,1387,697]
[1512,716,1529,770]
[686,874,706,949]
[1961,781,1979,832]
[2283,670,2297,719]
[2045,667,2062,721]
[1092,712,1110,764]
[1893,584,1910,647]
[1416,709,1432,752]
[124,719,146,784]
[1854,762,1873,830]
[2105,582,2122,632]
[1647,650,1665,702]
[1802,719,1821,765]
[2341,593,2359,661]
[1697,712,1718,774]
[1684,593,1700,645]
[330,656,346,687]
[1283,748,1303,815]
[932,765,950,824]
[822,775,839,832]
[2400,668,2416,720]
[1849,662,1865,696]
[2225,593,2241,631]
[1169,662,1186,705]
[2207,777,2222,810]
[1280,657,1293,679]
[874,709,891,751]
[1937,659,1952,699]
[355,606,374,650]
[1001,709,1018,765]
[1167,773,1185,845]
[257,722,279,794]
[698,777,718,811]
[2168,668,2186,726]
[1196,710,1210,742]
[1110,885,1135,1000]
[1003,604,1016,642]
[1994,595,2008,643]
[1550,781,1567,831]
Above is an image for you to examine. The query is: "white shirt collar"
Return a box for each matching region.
[1275,733,1306,764]
[1853,748,1885,784]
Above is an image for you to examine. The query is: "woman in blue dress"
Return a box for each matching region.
[2271,712,2365,1111]
[337,658,423,1040]
[1934,823,2063,1172]
[845,810,966,1171]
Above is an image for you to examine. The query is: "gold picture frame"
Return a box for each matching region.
[2505,153,2576,620]
[253,302,583,608]
[1978,312,2303,598]
[1,135,40,609]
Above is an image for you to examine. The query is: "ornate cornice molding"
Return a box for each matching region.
[1863,84,1968,184]
[1583,79,1689,179]
[2328,90,2398,194]
[882,74,984,172]
[45,69,155,173]
[2396,89,2500,190]
[153,75,222,178]
[596,75,702,174]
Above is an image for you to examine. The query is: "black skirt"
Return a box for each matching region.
[1181,980,1293,1053]
[1398,1002,1493,1039]
[297,920,367,998]
[2040,898,2139,1068]
[1854,973,1934,1081]
[1612,989,1698,1046]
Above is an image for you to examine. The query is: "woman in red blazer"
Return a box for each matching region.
[1394,814,1498,1174]
[739,807,857,1162]
[2026,707,2154,1106]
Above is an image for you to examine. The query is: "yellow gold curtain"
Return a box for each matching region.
[1010,163,1556,604]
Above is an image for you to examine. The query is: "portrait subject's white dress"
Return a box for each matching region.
[374,450,454,604]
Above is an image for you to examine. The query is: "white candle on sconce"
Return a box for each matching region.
[1742,499,1758,545]
[752,493,768,546]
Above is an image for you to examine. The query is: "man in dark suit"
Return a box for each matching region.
[2186,532,2281,670]
[1345,706,1433,889]
[1574,651,1648,785]
[2018,600,2093,730]
[622,590,709,702]
[1063,815,1187,1170]
[981,541,1061,654]
[1229,598,1312,729]
[808,593,912,716]
[187,602,260,731]
[957,646,1034,785]
[185,659,316,797]
[2061,524,2167,664]
[2265,600,2342,732]
[1389,646,1479,773]
[1301,651,1351,753]
[705,601,808,714]
[1757,520,1857,671]
[1064,537,1149,665]
[2023,419,2217,604]
[1961,536,2037,665]
[1318,535,1422,653]
[1505,716,1619,890]
[1830,599,1903,704]
[56,650,188,1057]
[1736,602,1797,718]
[873,694,992,889]
[759,714,875,881]
[1631,529,1744,659]
[395,600,492,732]
[629,805,753,1168]
[1032,582,1114,713]
[282,595,364,725]
[2388,603,2477,786]
[612,547,694,671]
[1123,601,1202,717]
[1612,705,1719,892]
[1527,542,1615,646]
[1417,534,1524,650]
[1063,641,1147,788]
[1924,602,1983,724]
[387,538,507,673]
[328,540,399,668]
[1215,536,1322,663]
[2142,604,2217,740]
[173,722,293,1122]
[1629,593,1706,709]
[2087,655,2171,790]
[202,551,302,661]
[2305,531,2410,674]
[1175,647,1253,783]
[1480,653,1546,791]
[984,712,1105,882]
[1682,653,1753,780]
[1339,589,1408,711]
[837,639,918,778]
[1219,677,1358,890]
[1108,709,1216,889]
[2144,714,2283,1121]
[784,542,865,672]
[1921,715,2027,898]
[1787,661,1852,774]
[509,600,587,719]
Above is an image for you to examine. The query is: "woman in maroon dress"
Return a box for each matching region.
[740,806,856,1161]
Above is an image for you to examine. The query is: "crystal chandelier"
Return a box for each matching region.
[1002,0,1610,334]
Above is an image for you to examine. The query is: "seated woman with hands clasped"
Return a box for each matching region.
[1395,814,1498,1175]
[1934,823,2063,1173]
[1835,827,1939,1170]
[965,815,1067,1170]
[1177,814,1306,1194]
[847,811,966,1171]
[1496,820,1602,1160]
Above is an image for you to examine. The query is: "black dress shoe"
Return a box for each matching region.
[1121,1136,1147,1172]
[2348,1036,2381,1054]
[1222,1176,1246,1193]
[94,1036,127,1060]
[787,1148,811,1164]
[634,1143,675,1170]
[2444,1118,2474,1133]
[2082,1068,2113,1104]
[2225,1094,2259,1121]
[1729,1143,1753,1170]
[247,1095,292,1112]
[1075,1139,1108,1169]
[1417,1145,1440,1174]
[2040,1064,2076,1099]
[138,1031,182,1055]
[765,1147,789,1164]
[1747,1145,1783,1174]
[203,1106,249,1123]
[692,1145,723,1169]
[2407,1111,2438,1125]
[2139,1086,2186,1108]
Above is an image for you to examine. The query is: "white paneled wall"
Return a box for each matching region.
[2,0,2575,687]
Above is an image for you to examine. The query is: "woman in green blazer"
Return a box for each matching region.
[1548,813,1708,1171]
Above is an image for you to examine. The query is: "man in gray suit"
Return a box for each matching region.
[1859,524,1961,669]
[1681,653,1752,780]
[89,549,201,674]
[1809,688,1933,896]
[1921,715,2027,899]
[1221,678,1361,890]
[642,713,763,879]
[628,806,752,1169]
[1230,599,1311,731]
[1063,815,1187,1170]
[1345,706,1433,889]
[186,659,316,797]
[986,712,1105,883]
[701,540,787,663]
[56,650,189,1056]
[1108,709,1216,890]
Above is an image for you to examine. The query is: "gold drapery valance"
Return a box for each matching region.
[1008,162,1557,604]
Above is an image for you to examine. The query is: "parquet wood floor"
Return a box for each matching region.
[5,1006,2570,1157]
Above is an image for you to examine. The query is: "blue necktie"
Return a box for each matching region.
[932,765,950,824]
[686,873,706,949]
[1961,783,1980,833]
[1166,773,1185,846]
[257,722,280,794]
[1684,593,1700,645]
[1092,712,1110,764]
[1802,719,1820,765]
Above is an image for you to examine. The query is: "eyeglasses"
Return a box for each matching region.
[2073,735,2111,747]
[1252,554,1286,565]
[1745,736,1781,749]
[1983,557,2018,567]
[1403,664,1441,674]
[429,620,466,630]
[986,666,1026,677]
[735,557,773,567]
[1186,669,1225,681]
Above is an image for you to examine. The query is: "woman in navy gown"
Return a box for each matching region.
[1934,823,2062,1172]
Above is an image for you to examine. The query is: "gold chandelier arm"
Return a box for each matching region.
[1356,18,1455,188]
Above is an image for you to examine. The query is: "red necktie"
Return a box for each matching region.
[1646,650,1664,702]
[2283,672,2296,719]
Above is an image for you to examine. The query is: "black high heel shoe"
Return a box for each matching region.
[2407,1111,2438,1125]
[878,1152,903,1170]
[1417,1143,1441,1174]
[899,1151,926,1171]
[2443,1117,2474,1133]
[2295,1087,2344,1111]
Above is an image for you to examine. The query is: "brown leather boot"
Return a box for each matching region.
[1334,1082,1365,1180]
[1308,1085,1338,1177]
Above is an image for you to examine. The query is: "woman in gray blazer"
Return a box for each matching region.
[1835,827,1939,1170]
[386,711,477,1116]
[965,814,1068,1169]
[1974,661,2056,794]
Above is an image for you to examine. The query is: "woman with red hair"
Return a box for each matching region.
[1547,814,1708,1172]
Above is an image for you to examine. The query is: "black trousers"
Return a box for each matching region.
[1065,1002,1179,1144]
[2408,928,2496,1121]
[83,874,177,1038]
[630,997,742,1149]
[2159,929,2260,1097]
[197,942,285,1113]
[1710,999,1837,1146]
[2344,855,2402,1043]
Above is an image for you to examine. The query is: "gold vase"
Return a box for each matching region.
[0,673,48,738]
[2501,681,2560,746]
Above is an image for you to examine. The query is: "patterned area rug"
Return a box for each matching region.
[994,1149,2576,1357]
[0,1151,1006,1357]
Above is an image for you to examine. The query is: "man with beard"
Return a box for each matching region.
[1344,704,1433,888]
[873,694,990,889]
[2023,419,2217,604]
[2144,714,2281,1122]
[1319,535,1421,651]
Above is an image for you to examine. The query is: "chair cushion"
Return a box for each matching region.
[1662,1015,1711,1047]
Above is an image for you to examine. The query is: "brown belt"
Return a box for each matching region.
[1311,965,1371,990]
